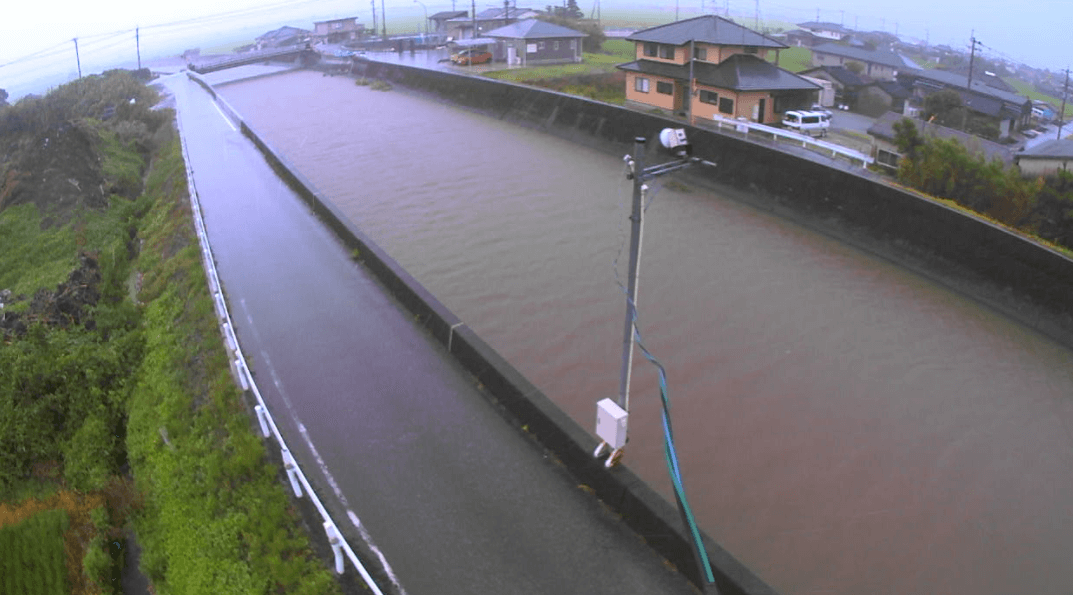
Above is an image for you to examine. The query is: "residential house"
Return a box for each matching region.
[867,111,1013,171]
[430,10,467,34]
[784,29,819,47]
[798,65,866,109]
[898,68,1032,138]
[445,6,543,40]
[256,26,310,50]
[810,42,914,81]
[857,80,912,117]
[485,19,587,66]
[1015,139,1073,177]
[312,18,364,44]
[796,21,853,41]
[616,15,819,123]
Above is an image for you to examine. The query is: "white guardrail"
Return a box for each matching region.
[174,88,386,595]
[707,113,874,167]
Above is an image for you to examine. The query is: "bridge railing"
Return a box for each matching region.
[705,113,874,167]
[176,73,386,595]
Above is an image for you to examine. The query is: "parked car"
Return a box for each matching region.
[451,49,492,65]
[782,110,830,137]
[809,104,833,117]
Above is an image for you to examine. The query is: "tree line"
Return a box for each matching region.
[893,117,1073,250]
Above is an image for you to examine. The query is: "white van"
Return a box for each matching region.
[782,110,830,137]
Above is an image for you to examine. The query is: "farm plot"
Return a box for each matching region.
[0,508,69,595]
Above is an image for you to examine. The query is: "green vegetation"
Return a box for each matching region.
[920,89,1000,140]
[0,509,69,595]
[483,39,631,103]
[893,117,1073,250]
[1003,77,1073,119]
[0,70,341,594]
[769,46,813,73]
[485,38,632,82]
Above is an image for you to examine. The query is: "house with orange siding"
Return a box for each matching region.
[616,16,819,124]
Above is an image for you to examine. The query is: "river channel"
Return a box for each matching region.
[213,68,1073,595]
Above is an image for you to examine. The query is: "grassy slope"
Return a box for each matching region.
[127,133,339,595]
[0,71,341,594]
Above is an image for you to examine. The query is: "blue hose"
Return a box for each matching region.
[628,298,717,589]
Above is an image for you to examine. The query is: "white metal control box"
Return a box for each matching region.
[595,398,628,449]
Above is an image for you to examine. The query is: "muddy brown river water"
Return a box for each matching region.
[215,68,1073,595]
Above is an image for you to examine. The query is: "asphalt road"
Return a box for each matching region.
[160,73,698,595]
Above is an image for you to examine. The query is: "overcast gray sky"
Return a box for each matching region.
[0,0,1068,94]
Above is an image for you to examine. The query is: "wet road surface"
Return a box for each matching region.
[161,73,698,595]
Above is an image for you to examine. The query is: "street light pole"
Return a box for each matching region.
[594,131,711,468]
[415,0,428,34]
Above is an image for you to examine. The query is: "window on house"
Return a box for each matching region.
[554,40,560,50]
[634,77,650,93]
[656,81,673,95]
[699,90,718,105]
[570,39,577,50]
[744,46,758,54]
[658,44,675,59]
[332,22,342,29]
[644,42,658,57]
[719,96,734,114]
[694,46,707,60]
[538,41,546,50]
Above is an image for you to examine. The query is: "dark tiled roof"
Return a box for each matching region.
[485,19,587,39]
[796,21,852,34]
[618,54,819,92]
[812,42,913,70]
[430,10,467,19]
[447,7,540,22]
[870,80,911,99]
[626,15,786,49]
[901,68,1029,107]
[1017,139,1073,159]
[799,65,866,87]
[867,111,1013,164]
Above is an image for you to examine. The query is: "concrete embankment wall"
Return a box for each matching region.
[349,58,1073,346]
[190,69,777,595]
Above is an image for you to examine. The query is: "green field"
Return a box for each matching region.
[0,509,69,595]
[770,45,813,73]
[1004,77,1073,118]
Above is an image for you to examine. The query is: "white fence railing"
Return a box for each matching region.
[174,87,386,595]
[706,113,874,167]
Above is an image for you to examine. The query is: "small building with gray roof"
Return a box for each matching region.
[485,19,587,65]
[811,42,914,81]
[1015,139,1073,177]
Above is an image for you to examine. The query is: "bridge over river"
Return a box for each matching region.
[189,62,1073,595]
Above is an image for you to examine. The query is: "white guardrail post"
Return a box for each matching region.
[176,73,386,595]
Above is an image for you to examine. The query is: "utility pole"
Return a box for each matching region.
[382,0,387,39]
[963,31,981,131]
[1058,68,1070,140]
[371,0,377,39]
[136,27,141,70]
[840,10,844,27]
[471,0,477,39]
[73,38,82,78]
[754,0,758,30]
[966,31,981,89]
